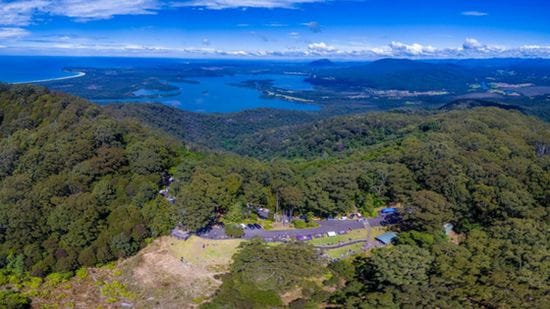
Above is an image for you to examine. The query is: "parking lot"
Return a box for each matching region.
[198,214,393,242]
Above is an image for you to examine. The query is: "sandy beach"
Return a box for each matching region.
[11,71,86,84]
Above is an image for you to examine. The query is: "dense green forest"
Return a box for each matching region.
[0,85,181,276]
[164,104,548,307]
[1,84,548,307]
[193,107,546,307]
[106,103,320,151]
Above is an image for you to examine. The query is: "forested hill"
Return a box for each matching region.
[232,107,549,159]
[1,85,548,307]
[0,85,180,275]
[104,103,320,150]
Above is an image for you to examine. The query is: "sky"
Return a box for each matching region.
[0,0,549,58]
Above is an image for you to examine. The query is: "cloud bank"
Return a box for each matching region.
[0,0,159,25]
[0,1,549,59]
[171,0,324,10]
[0,27,29,39]
[6,37,550,58]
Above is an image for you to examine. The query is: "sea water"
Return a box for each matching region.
[0,56,319,113]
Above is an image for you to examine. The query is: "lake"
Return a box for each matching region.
[97,74,318,113]
[0,56,319,113]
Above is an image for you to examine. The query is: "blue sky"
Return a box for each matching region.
[0,0,549,58]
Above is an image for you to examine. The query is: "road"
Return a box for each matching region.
[198,216,387,242]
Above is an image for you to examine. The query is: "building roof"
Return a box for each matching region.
[376,232,398,244]
[443,223,454,235]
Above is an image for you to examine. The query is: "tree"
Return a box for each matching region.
[206,239,322,308]
[365,245,434,288]
[224,224,244,238]
[404,190,454,233]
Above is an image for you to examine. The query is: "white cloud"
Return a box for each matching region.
[4,34,550,59]
[302,21,321,33]
[0,0,159,26]
[265,23,287,27]
[462,11,488,17]
[307,42,336,53]
[170,0,324,10]
[49,0,159,21]
[463,38,484,50]
[389,41,436,56]
[0,27,29,39]
[0,0,49,26]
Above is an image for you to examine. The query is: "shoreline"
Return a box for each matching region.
[11,71,86,85]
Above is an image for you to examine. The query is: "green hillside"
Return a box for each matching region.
[1,85,548,308]
[0,85,180,276]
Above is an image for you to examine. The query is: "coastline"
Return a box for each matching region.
[11,71,86,85]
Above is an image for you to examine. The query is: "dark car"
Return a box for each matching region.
[247,224,256,229]
[253,223,262,229]
[381,213,401,226]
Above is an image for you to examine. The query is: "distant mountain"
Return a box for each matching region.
[306,58,550,93]
[306,58,477,92]
[309,58,335,67]
[439,99,525,112]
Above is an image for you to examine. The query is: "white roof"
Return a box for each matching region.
[327,231,337,237]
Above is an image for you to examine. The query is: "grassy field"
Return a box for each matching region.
[169,236,243,272]
[321,227,387,259]
[325,243,366,259]
[307,228,370,247]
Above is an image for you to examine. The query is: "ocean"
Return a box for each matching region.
[0,56,319,113]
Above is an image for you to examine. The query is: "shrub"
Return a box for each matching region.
[0,290,31,309]
[292,219,318,229]
[292,219,307,229]
[224,224,245,238]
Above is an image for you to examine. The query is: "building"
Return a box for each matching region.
[327,231,337,237]
[443,223,454,236]
[380,207,397,215]
[376,232,397,245]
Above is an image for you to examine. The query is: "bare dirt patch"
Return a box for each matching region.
[32,236,242,308]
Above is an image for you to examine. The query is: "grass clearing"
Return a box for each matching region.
[319,227,388,259]
[325,243,365,259]
[308,228,369,247]
[169,236,243,271]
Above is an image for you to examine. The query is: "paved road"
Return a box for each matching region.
[198,216,387,242]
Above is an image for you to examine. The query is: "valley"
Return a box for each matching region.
[1,1,549,307]
[0,81,548,307]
